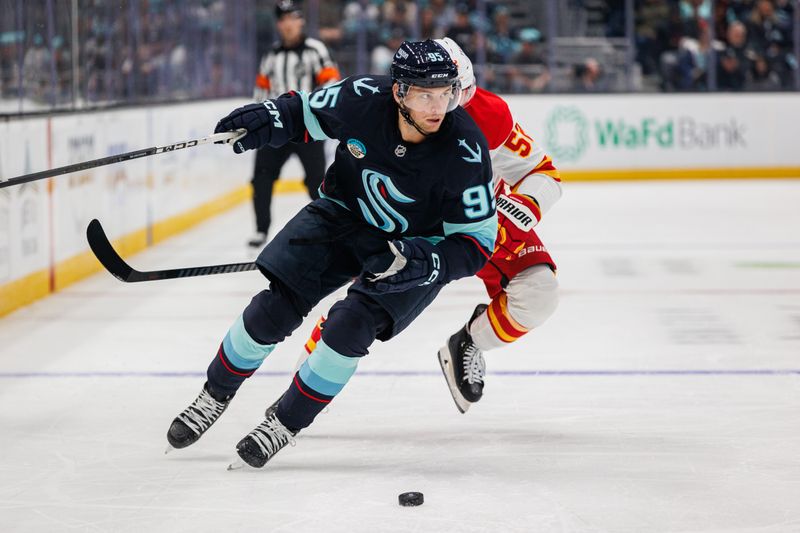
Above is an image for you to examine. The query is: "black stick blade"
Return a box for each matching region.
[86,219,135,282]
[86,218,259,283]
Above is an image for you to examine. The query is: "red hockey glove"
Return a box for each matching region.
[493,193,541,261]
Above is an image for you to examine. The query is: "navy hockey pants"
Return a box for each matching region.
[207,198,443,430]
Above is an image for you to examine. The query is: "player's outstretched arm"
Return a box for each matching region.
[216,77,361,154]
[214,93,308,154]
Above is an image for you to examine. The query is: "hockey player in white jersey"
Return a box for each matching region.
[434,37,562,412]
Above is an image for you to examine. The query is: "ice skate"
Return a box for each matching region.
[263,393,282,418]
[247,231,267,248]
[166,382,232,451]
[438,304,488,413]
[232,412,297,469]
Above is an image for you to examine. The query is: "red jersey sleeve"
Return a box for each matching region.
[464,87,514,150]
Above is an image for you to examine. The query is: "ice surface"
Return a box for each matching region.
[1,180,799,532]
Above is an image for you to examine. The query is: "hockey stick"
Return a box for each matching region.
[0,129,247,190]
[86,219,258,283]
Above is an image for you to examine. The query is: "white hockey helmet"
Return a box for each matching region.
[435,37,476,106]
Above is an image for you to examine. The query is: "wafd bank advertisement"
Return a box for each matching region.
[504,93,798,171]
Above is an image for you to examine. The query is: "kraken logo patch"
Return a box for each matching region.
[347,138,366,159]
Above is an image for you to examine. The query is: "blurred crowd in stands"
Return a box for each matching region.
[628,0,797,91]
[0,0,256,111]
[0,0,797,113]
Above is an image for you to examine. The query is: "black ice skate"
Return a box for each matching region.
[264,393,282,418]
[438,304,488,414]
[229,412,297,469]
[166,382,232,452]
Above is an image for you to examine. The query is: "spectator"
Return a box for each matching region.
[636,0,675,76]
[446,3,477,60]
[717,20,752,90]
[342,0,381,46]
[509,28,550,93]
[418,7,445,41]
[747,0,791,54]
[749,53,783,89]
[371,27,405,75]
[381,0,417,37]
[486,6,519,65]
[675,19,714,90]
[572,57,607,92]
[712,0,731,46]
[428,0,456,34]
[317,2,345,50]
[747,0,794,87]
[22,34,50,101]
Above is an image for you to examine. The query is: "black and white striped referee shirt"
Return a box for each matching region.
[254,37,341,101]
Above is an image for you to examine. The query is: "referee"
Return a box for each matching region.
[248,0,341,248]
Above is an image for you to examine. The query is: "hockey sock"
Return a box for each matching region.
[277,339,359,431]
[469,292,530,351]
[276,291,386,430]
[207,314,276,399]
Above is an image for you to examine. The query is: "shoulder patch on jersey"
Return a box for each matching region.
[352,77,381,96]
[464,87,514,150]
[458,139,483,164]
[347,138,366,159]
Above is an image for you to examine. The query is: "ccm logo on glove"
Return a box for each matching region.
[362,239,444,293]
[214,102,281,154]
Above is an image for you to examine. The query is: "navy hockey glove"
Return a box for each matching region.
[214,102,274,154]
[362,239,445,293]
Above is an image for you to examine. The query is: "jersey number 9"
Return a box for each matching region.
[462,183,495,219]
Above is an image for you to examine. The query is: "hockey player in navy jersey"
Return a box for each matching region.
[165,40,497,468]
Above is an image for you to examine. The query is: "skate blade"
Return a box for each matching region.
[437,348,471,414]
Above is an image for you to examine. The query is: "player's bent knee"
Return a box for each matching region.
[505,264,559,329]
[242,286,306,345]
[323,295,384,357]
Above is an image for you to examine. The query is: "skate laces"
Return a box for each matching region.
[462,342,485,385]
[249,415,296,458]
[178,388,226,434]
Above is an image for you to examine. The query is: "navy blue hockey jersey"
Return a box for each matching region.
[259,75,496,283]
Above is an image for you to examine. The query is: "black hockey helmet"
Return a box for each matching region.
[275,0,302,19]
[391,39,459,88]
[391,39,461,114]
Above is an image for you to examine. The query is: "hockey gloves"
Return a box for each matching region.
[493,193,541,261]
[214,102,274,153]
[362,238,445,293]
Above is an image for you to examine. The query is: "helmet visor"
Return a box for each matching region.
[398,82,462,114]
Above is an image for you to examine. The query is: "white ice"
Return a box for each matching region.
[1,179,799,532]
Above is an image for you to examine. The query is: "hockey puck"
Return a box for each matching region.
[398,491,424,507]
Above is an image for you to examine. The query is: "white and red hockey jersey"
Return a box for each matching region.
[463,87,562,226]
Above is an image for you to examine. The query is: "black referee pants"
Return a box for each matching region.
[251,141,326,235]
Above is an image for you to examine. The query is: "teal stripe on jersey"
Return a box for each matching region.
[298,339,359,396]
[222,314,275,370]
[414,235,444,245]
[443,213,498,251]
[299,91,330,141]
[318,190,349,210]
